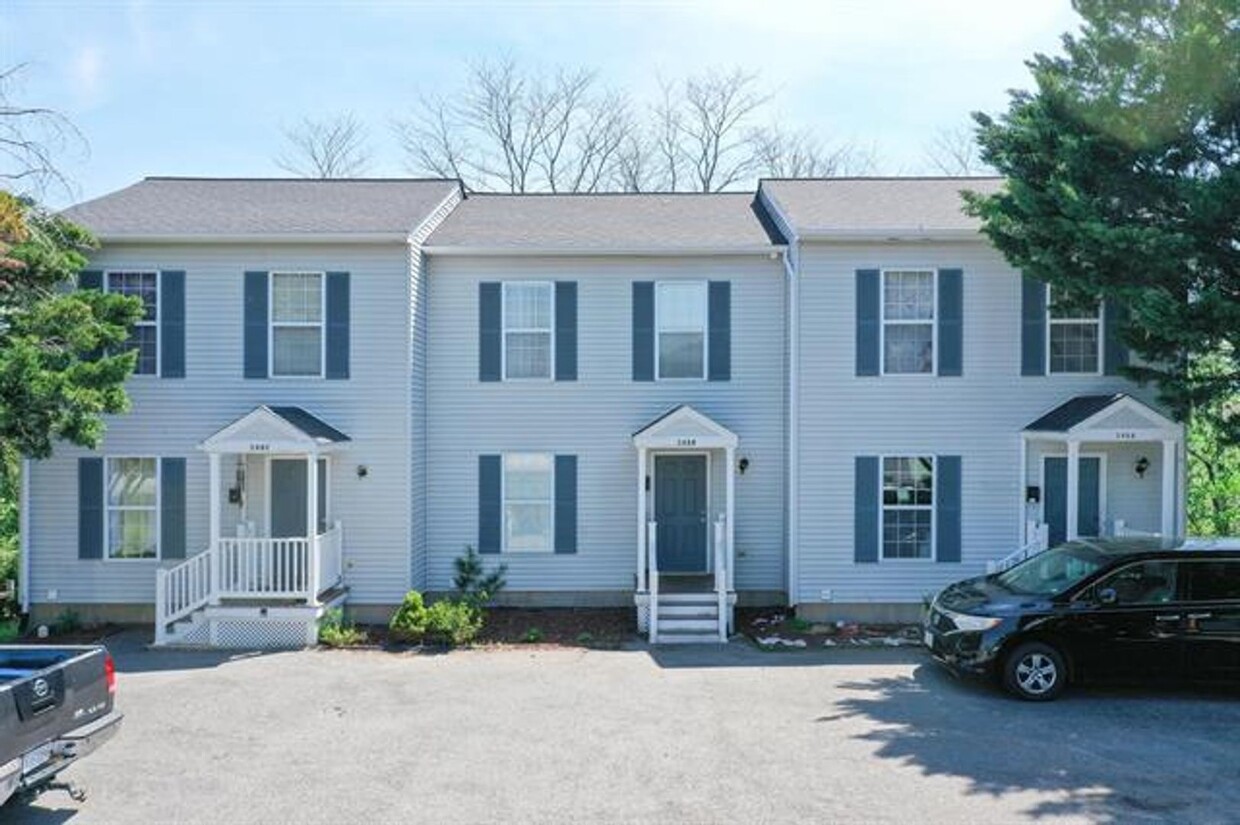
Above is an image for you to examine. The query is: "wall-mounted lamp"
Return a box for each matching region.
[1134,456,1150,479]
[356,465,369,479]
[1026,486,1041,504]
[737,457,750,475]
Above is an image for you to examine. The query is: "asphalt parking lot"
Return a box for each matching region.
[7,632,1240,824]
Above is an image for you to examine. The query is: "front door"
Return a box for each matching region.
[1044,456,1101,546]
[269,458,327,538]
[654,454,708,573]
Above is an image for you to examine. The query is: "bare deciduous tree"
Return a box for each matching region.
[749,125,874,178]
[0,64,86,196]
[275,113,372,178]
[924,124,992,176]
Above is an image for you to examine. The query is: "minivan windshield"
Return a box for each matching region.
[996,544,1108,596]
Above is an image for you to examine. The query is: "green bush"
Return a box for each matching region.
[521,627,544,644]
[389,590,430,641]
[453,546,507,609]
[55,609,81,635]
[319,608,367,647]
[423,600,482,647]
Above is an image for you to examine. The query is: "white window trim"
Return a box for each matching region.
[269,271,327,379]
[104,269,160,378]
[501,452,555,554]
[501,281,556,382]
[879,268,937,377]
[878,454,936,563]
[1045,284,1103,376]
[655,280,709,381]
[104,456,161,562]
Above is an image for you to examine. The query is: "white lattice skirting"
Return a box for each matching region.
[213,618,315,649]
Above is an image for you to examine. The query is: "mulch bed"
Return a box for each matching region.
[737,607,923,650]
[331,607,638,652]
[6,622,130,646]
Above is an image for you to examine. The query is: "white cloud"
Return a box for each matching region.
[70,44,104,103]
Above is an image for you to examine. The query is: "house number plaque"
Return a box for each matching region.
[676,438,697,447]
[249,443,271,452]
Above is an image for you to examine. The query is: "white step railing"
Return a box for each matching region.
[713,517,727,642]
[648,521,659,644]
[154,524,345,645]
[987,522,1050,574]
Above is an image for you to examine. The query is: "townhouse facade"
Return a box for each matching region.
[18,176,1186,646]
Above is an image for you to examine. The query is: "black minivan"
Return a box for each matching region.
[923,539,1240,700]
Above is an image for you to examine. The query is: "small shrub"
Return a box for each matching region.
[788,617,813,634]
[575,631,595,646]
[453,546,508,609]
[319,608,367,647]
[389,590,430,641]
[521,627,544,644]
[0,619,18,643]
[423,600,482,647]
[55,609,82,635]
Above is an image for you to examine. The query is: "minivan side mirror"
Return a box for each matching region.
[1097,587,1118,606]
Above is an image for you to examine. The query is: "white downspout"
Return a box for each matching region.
[782,245,799,606]
[19,458,30,614]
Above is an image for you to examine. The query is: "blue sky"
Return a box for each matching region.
[2,1,1081,206]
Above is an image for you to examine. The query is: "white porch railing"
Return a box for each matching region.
[155,523,345,644]
[1111,519,1161,539]
[987,521,1050,574]
[713,517,727,642]
[647,521,659,644]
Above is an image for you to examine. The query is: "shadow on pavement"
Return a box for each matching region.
[831,662,1240,824]
[98,628,283,674]
[643,639,923,669]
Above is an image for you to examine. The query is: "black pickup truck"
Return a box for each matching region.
[0,645,123,807]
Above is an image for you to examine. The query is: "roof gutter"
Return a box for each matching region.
[421,244,786,257]
[795,227,984,242]
[91,232,410,245]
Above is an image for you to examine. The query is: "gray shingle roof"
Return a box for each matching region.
[62,178,461,240]
[267,406,351,443]
[759,177,1004,239]
[1024,394,1127,432]
[424,192,784,252]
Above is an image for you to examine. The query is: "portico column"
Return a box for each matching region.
[1065,440,1081,541]
[725,445,735,592]
[636,447,648,592]
[208,452,221,605]
[307,454,320,602]
[1160,439,1176,537]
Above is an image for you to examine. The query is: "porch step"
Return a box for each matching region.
[656,617,719,632]
[658,603,719,618]
[656,591,717,604]
[656,628,725,644]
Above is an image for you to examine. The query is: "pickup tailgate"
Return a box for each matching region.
[0,646,115,766]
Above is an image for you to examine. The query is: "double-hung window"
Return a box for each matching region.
[656,281,707,379]
[882,456,934,559]
[271,272,324,377]
[503,453,553,553]
[106,457,158,559]
[1047,286,1101,374]
[882,269,935,374]
[107,271,158,375]
[503,283,553,380]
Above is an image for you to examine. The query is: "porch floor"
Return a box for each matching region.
[658,574,715,593]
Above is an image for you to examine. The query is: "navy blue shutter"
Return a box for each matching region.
[632,282,654,381]
[78,458,104,560]
[1103,298,1129,376]
[160,270,186,378]
[854,456,879,563]
[325,272,350,379]
[1021,276,1047,376]
[243,271,268,379]
[479,283,502,382]
[708,281,731,381]
[937,268,962,376]
[855,269,880,376]
[936,456,962,563]
[555,281,577,381]
[79,271,104,361]
[79,270,102,291]
[554,455,577,554]
[160,458,187,559]
[478,455,502,553]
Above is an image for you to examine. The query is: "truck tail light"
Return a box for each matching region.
[105,652,116,695]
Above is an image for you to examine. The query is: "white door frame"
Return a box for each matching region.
[649,450,713,575]
[265,455,329,538]
[1040,452,1107,538]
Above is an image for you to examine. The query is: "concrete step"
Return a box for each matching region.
[656,617,720,632]
[658,604,719,618]
[655,629,726,645]
[655,591,718,604]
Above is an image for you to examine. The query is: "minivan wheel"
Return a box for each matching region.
[1003,642,1067,701]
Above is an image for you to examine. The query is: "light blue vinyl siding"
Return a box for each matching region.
[28,242,415,607]
[426,254,786,595]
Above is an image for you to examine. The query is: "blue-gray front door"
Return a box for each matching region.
[655,454,708,573]
[270,458,327,538]
[1044,456,1102,546]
